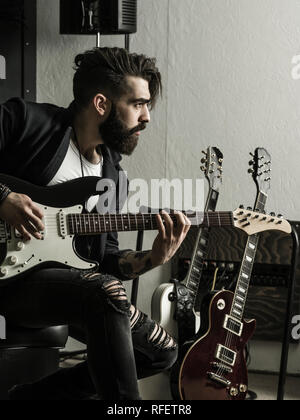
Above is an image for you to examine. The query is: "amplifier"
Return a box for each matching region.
[60,0,137,35]
[176,260,290,291]
[172,223,300,343]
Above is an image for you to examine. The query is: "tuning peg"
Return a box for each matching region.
[264,177,271,182]
[239,205,245,209]
[264,169,271,173]
[270,212,276,216]
[202,150,207,155]
[247,207,252,211]
[200,165,206,171]
[218,158,223,163]
[248,169,254,174]
[243,222,251,227]
[249,160,254,166]
[249,152,254,157]
[277,214,283,218]
[201,158,207,164]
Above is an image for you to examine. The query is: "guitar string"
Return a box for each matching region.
[215,192,266,381]
[216,235,256,379]
[43,211,270,238]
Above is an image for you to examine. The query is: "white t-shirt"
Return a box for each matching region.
[47,136,103,212]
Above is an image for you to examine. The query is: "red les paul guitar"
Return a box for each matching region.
[172,148,275,400]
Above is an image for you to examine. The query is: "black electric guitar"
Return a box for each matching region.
[0,173,289,282]
[151,147,224,341]
[171,148,274,400]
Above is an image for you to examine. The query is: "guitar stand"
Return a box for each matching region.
[277,223,299,400]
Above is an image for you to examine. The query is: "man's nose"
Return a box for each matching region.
[139,105,150,124]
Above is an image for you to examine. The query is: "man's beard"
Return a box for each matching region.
[99,103,146,156]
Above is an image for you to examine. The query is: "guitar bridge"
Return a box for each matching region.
[211,362,233,373]
[207,372,231,387]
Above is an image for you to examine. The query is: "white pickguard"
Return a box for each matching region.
[0,204,97,280]
[151,282,200,339]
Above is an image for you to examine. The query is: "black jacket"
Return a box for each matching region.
[0,97,131,279]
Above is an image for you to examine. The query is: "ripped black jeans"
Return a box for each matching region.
[0,268,178,400]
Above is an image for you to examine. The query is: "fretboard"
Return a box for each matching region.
[67,211,234,235]
[185,189,219,305]
[230,192,267,321]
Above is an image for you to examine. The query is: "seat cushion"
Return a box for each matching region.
[0,325,69,349]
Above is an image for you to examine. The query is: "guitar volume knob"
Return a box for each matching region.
[230,387,239,397]
[16,241,25,251]
[8,256,18,265]
[0,267,8,277]
[239,384,248,393]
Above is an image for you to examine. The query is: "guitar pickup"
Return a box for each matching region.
[58,211,67,238]
[223,315,243,337]
[207,372,231,387]
[215,344,237,367]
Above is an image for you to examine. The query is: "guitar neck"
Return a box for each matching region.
[67,210,234,235]
[230,192,267,321]
[185,189,220,304]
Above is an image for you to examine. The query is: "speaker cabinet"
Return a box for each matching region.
[60,0,137,35]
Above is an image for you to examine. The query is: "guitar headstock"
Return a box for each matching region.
[233,208,291,235]
[200,147,223,191]
[248,147,271,196]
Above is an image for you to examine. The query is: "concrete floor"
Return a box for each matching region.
[248,372,300,401]
[61,358,300,400]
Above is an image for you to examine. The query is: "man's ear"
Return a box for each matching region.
[93,94,110,117]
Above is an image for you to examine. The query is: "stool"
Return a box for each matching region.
[0,325,68,400]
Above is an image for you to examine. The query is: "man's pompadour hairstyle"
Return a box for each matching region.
[73,47,162,110]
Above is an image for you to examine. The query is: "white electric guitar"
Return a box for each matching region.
[151,147,224,338]
[0,174,291,282]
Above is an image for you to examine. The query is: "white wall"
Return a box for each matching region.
[37,0,300,394]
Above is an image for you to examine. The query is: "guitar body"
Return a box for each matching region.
[0,174,102,207]
[151,283,178,337]
[151,282,200,338]
[0,203,98,280]
[0,175,103,280]
[174,290,256,400]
